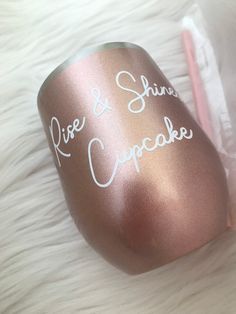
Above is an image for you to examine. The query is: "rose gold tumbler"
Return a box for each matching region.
[37,42,229,274]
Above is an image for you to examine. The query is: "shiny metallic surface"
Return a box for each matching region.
[39,42,144,94]
[38,42,229,274]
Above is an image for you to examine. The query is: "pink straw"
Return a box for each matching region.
[182,29,232,228]
[181,30,214,142]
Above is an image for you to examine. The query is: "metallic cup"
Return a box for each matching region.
[37,42,229,274]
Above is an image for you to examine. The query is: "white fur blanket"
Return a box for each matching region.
[1,0,236,313]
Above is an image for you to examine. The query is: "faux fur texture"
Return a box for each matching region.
[0,0,236,313]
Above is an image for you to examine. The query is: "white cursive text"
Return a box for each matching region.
[115,70,178,114]
[88,116,193,188]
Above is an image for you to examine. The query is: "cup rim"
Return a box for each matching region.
[38,41,144,97]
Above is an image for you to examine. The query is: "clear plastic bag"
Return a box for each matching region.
[181,4,236,228]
